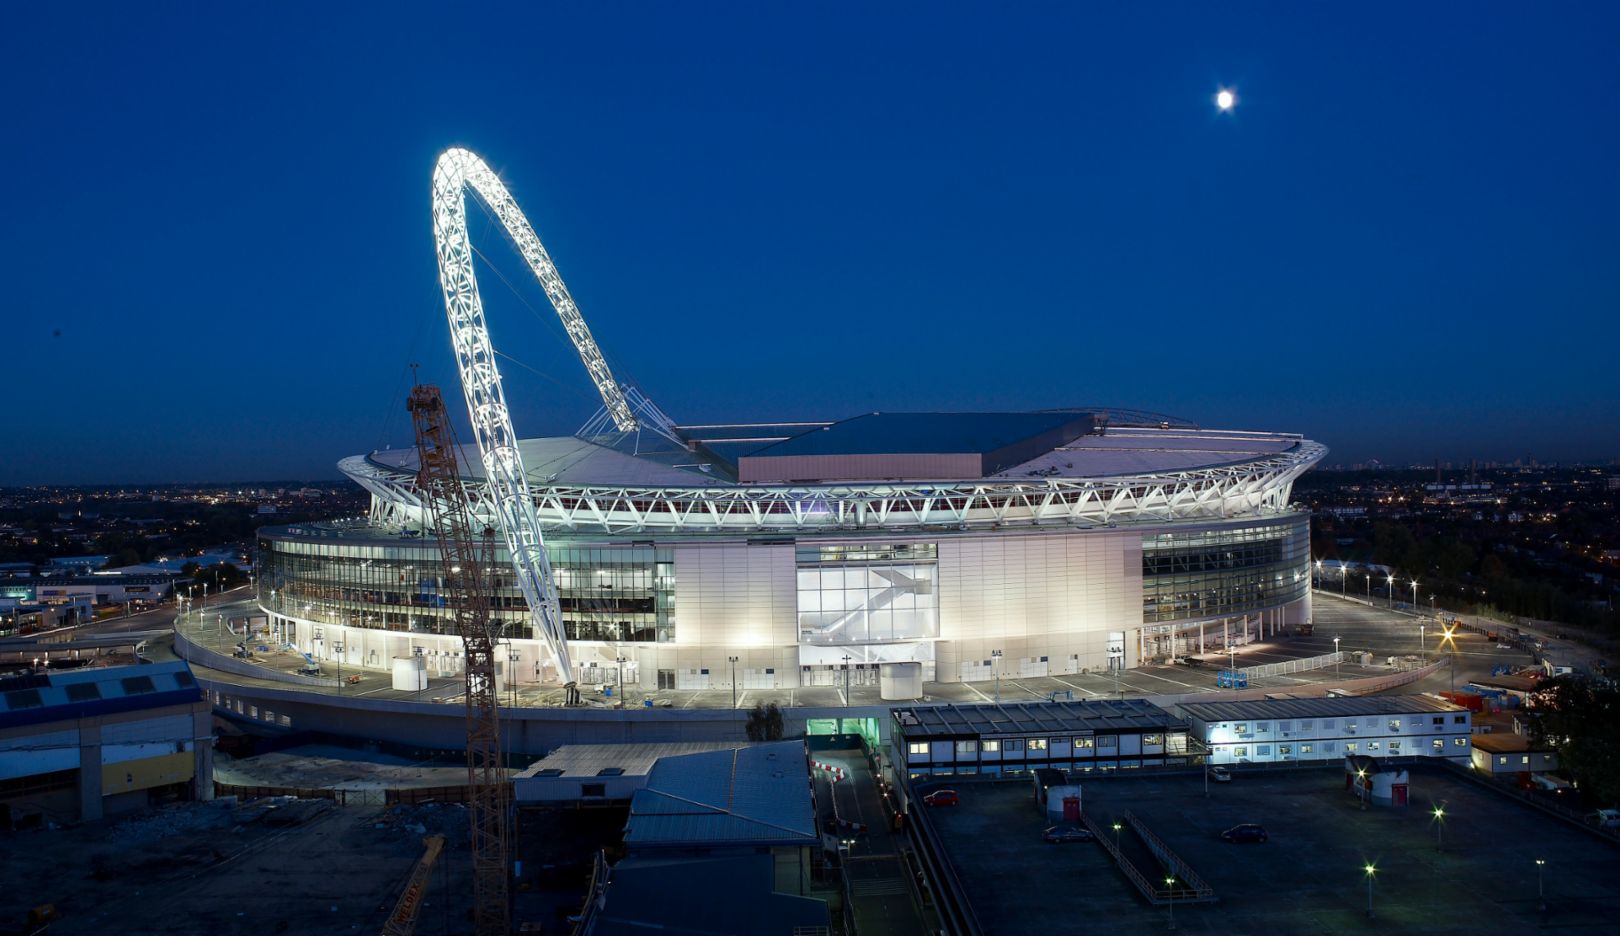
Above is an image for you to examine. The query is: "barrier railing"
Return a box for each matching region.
[1242,651,1343,680]
[1123,810,1216,902]
[175,622,341,688]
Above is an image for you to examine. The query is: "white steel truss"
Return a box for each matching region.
[348,442,1326,536]
[430,146,643,678]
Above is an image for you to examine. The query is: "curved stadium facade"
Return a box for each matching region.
[254,147,1324,694]
[257,411,1323,691]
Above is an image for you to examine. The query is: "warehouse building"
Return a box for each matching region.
[0,660,213,827]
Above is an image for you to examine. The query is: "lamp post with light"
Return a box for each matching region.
[1410,579,1419,611]
[1536,858,1546,910]
[1432,804,1446,851]
[991,649,1003,704]
[1165,876,1177,930]
[728,656,739,710]
[1364,863,1377,918]
[841,654,853,707]
[1386,574,1395,609]
[615,656,627,705]
[1333,636,1341,678]
[1112,821,1122,852]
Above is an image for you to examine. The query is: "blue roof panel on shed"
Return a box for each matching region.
[747,412,1095,458]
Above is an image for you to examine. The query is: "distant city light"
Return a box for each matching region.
[1216,89,1236,111]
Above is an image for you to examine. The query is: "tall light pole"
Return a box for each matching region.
[728,655,739,709]
[1410,579,1419,610]
[1165,875,1176,931]
[1314,559,1322,588]
[1340,564,1347,598]
[1431,804,1446,851]
[1364,572,1371,605]
[1386,574,1395,609]
[1536,858,1546,910]
[1356,768,1368,810]
[991,649,1003,704]
[615,655,627,703]
[1112,821,1122,852]
[1420,624,1426,656]
[1364,863,1377,918]
[841,654,852,707]
[1334,637,1341,678]
[333,641,344,693]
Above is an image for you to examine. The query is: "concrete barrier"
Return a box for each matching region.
[175,626,341,688]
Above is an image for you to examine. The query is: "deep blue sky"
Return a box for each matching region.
[4,3,1618,484]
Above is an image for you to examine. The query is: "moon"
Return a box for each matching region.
[1216,89,1236,111]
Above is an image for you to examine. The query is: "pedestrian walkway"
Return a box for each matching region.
[817,747,931,936]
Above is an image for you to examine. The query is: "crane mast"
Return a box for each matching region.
[407,382,510,936]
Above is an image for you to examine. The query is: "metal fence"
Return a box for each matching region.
[214,780,494,806]
[1241,651,1344,679]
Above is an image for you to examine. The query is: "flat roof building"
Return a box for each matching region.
[891,699,1192,787]
[1177,695,1471,766]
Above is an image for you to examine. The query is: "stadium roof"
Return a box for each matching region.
[744,411,1092,458]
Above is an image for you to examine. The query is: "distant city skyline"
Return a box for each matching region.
[4,4,1617,485]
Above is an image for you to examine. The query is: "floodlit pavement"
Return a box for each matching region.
[171,591,1476,712]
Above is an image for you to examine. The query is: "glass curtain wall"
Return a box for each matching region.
[256,531,674,644]
[1141,516,1309,623]
[796,542,938,644]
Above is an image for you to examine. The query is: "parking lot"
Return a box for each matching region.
[924,766,1620,933]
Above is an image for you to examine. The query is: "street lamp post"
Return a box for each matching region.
[333,641,344,693]
[1410,579,1419,611]
[728,656,739,709]
[509,649,521,708]
[1112,821,1122,852]
[1333,637,1341,678]
[991,649,1003,704]
[841,654,852,708]
[1364,863,1377,918]
[1420,624,1426,656]
[615,656,627,704]
[1386,574,1395,609]
[1357,768,1368,810]
[1536,858,1546,910]
[1165,876,1176,931]
[1364,572,1371,605]
[1432,804,1446,851]
[1340,565,1347,598]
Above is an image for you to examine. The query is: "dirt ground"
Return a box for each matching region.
[0,795,481,936]
[214,742,479,791]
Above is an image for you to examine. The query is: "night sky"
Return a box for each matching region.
[4,3,1618,484]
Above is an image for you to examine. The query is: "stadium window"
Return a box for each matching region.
[1096,736,1116,750]
[1028,739,1048,751]
[982,740,1000,753]
[908,742,928,756]
[1073,738,1094,750]
[1521,755,1530,765]
[1322,742,1335,752]
[581,783,606,797]
[1256,723,1269,733]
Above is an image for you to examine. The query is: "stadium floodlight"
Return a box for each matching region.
[429,146,642,679]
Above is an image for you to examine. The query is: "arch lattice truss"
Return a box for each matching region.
[429,147,637,677]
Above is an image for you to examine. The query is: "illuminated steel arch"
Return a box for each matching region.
[430,147,633,678]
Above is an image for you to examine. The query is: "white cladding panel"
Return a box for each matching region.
[667,542,800,686]
[935,530,1143,678]
[0,728,80,781]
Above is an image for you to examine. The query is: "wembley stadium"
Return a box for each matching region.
[253,148,1325,694]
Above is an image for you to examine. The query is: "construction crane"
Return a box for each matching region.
[407,382,511,936]
[380,834,446,936]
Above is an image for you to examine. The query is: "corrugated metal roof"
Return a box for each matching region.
[895,698,1185,739]
[1176,695,1465,724]
[514,742,743,780]
[623,740,816,847]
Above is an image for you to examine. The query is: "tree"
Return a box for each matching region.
[1527,675,1620,806]
[745,702,786,741]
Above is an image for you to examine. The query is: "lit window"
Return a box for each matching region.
[1345,743,1357,753]
[1300,744,1313,754]
[1233,746,1247,757]
[1278,745,1292,756]
[1256,723,1270,733]
[1453,738,1467,747]
[1521,755,1530,765]
[955,740,977,755]
[1390,741,1401,750]
[1234,724,1248,735]
[1499,756,1508,766]
[1367,741,1381,751]
[1432,739,1444,751]
[1029,739,1048,751]
[908,742,928,756]
[1345,722,1357,733]
[1142,734,1163,746]
[982,740,1000,753]
[1388,720,1402,732]
[1073,738,1094,749]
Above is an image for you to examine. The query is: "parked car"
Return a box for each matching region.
[923,789,960,807]
[1043,825,1094,844]
[1220,823,1268,843]
[1207,766,1232,783]
[1586,809,1620,830]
